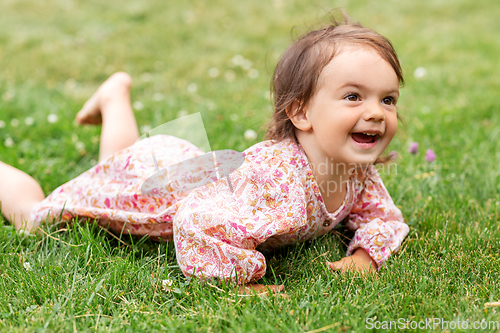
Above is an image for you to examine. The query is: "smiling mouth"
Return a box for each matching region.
[351,132,380,144]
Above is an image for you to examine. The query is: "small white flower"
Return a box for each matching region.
[133,101,144,111]
[230,113,239,121]
[224,70,236,82]
[47,114,58,123]
[177,110,188,118]
[248,68,259,79]
[2,90,14,101]
[206,101,216,111]
[23,262,32,271]
[230,54,244,67]
[152,92,164,101]
[4,137,14,147]
[25,117,34,126]
[183,10,195,24]
[244,129,257,141]
[75,141,85,151]
[0,120,5,128]
[241,59,253,70]
[208,67,220,78]
[65,78,76,90]
[141,72,153,82]
[11,118,19,127]
[140,125,152,134]
[162,279,173,291]
[413,67,427,80]
[187,83,198,93]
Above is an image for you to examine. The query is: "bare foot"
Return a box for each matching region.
[76,72,132,125]
[237,284,285,296]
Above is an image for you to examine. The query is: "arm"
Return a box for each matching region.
[329,166,408,273]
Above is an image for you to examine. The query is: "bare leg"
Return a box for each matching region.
[0,73,138,232]
[0,161,45,231]
[76,72,139,161]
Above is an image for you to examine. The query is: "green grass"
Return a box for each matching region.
[1,0,500,331]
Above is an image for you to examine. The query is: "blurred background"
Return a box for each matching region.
[1,0,500,201]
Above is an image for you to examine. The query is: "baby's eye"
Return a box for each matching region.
[382,97,395,105]
[344,94,359,102]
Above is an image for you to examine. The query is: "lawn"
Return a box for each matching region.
[1,0,500,331]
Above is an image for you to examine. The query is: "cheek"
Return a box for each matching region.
[386,114,398,138]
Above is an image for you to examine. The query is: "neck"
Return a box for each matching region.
[295,130,351,200]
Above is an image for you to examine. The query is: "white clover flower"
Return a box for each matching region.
[183,10,195,24]
[141,72,153,82]
[25,117,34,126]
[224,70,236,82]
[65,78,76,90]
[75,141,85,151]
[206,101,216,111]
[133,101,144,111]
[23,262,32,271]
[413,67,427,80]
[231,54,244,67]
[248,68,259,79]
[4,137,14,147]
[140,125,152,134]
[11,118,19,127]
[2,90,14,101]
[162,279,173,292]
[47,114,58,123]
[0,120,5,128]
[273,0,283,8]
[152,92,164,101]
[208,67,220,78]
[244,129,257,141]
[241,59,253,70]
[230,113,239,121]
[177,110,188,118]
[187,83,198,93]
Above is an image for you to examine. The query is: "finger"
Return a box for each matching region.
[271,284,285,293]
[328,261,342,271]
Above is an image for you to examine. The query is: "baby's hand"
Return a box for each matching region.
[328,248,377,275]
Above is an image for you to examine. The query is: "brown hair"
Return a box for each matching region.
[265,14,404,144]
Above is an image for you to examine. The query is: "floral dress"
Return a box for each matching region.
[32,135,408,284]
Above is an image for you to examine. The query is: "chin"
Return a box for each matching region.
[351,156,378,168]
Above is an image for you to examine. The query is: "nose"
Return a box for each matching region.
[363,101,385,122]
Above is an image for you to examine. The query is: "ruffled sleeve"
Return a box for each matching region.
[345,166,409,268]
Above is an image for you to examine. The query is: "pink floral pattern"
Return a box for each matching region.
[32,136,408,284]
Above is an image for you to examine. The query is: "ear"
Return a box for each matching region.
[287,100,312,132]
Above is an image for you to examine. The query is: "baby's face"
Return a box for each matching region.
[300,44,399,167]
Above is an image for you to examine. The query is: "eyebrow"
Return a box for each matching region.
[340,83,399,95]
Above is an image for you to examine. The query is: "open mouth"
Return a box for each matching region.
[351,132,380,144]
